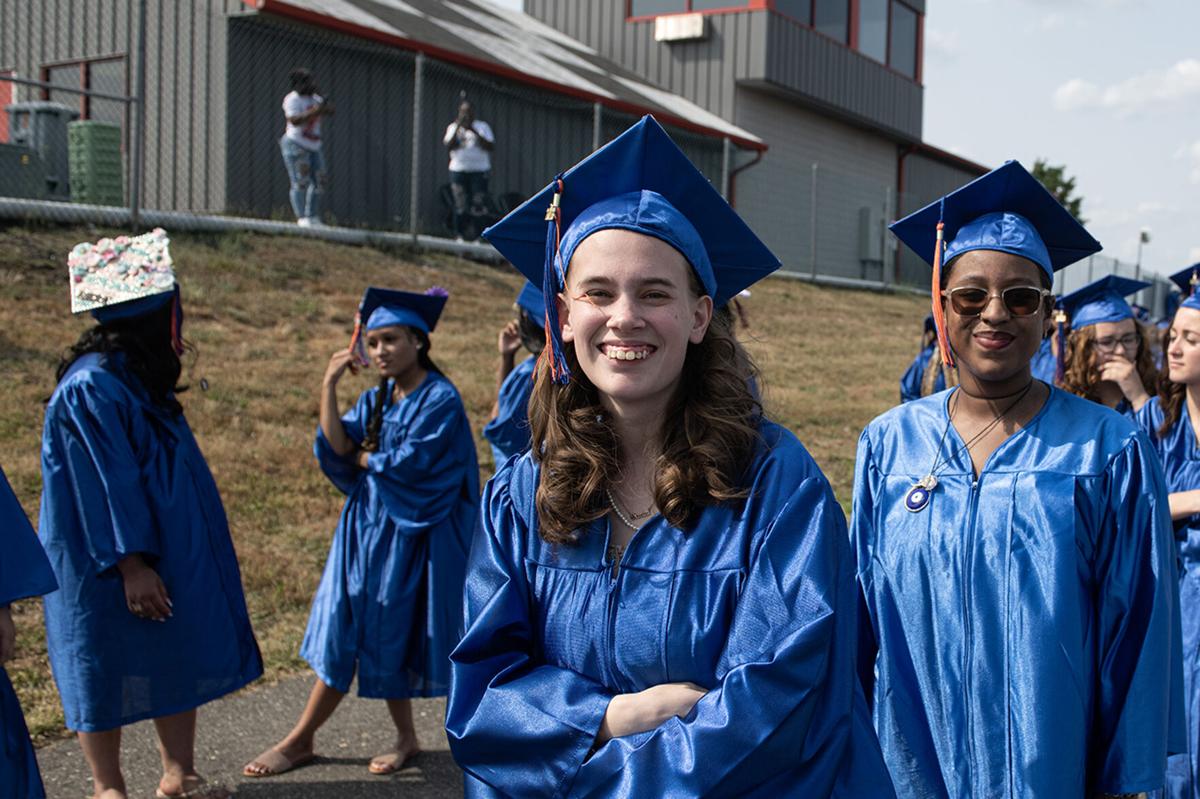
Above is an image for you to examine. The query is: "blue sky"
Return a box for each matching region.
[490,0,1199,277]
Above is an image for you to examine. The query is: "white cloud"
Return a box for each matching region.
[1137,201,1179,214]
[1053,59,1200,113]
[924,28,961,60]
[1039,12,1067,30]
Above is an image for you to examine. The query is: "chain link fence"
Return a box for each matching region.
[0,0,1177,311]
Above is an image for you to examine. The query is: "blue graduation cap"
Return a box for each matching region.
[515,281,545,326]
[889,160,1101,368]
[1059,275,1150,330]
[483,115,780,383]
[1169,263,1200,296]
[349,286,448,364]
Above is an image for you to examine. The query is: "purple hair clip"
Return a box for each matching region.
[424,285,450,298]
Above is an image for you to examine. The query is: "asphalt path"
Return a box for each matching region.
[36,675,463,799]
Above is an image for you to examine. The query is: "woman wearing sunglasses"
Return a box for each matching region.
[1134,290,1200,799]
[447,117,894,797]
[853,161,1183,798]
[1058,275,1157,415]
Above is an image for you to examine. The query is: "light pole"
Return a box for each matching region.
[1135,227,1151,280]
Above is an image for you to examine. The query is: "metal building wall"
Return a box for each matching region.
[0,0,242,212]
[733,87,897,279]
[895,150,986,285]
[523,0,922,141]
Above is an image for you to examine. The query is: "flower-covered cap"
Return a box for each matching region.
[69,228,176,320]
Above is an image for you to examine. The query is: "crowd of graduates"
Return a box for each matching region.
[2,115,1198,799]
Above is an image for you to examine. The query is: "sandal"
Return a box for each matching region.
[241,747,318,778]
[368,746,421,775]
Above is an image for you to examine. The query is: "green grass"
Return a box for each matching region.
[0,223,926,741]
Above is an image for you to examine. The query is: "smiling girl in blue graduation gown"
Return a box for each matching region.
[1,466,57,799]
[855,162,1183,798]
[1135,293,1200,799]
[244,286,478,779]
[446,116,893,798]
[40,230,262,799]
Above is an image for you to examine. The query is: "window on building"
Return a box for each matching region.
[772,0,811,24]
[630,0,752,14]
[691,0,743,9]
[40,56,127,123]
[813,0,849,43]
[889,1,918,78]
[858,0,889,63]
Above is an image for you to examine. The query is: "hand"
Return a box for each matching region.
[323,349,359,388]
[355,448,372,470]
[597,681,708,744]
[320,100,335,115]
[118,556,172,622]
[498,320,522,358]
[1098,356,1149,405]
[0,606,14,665]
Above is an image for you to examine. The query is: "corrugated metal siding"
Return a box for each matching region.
[895,150,984,285]
[734,87,897,279]
[0,0,241,212]
[525,0,920,140]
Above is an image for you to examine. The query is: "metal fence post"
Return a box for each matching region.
[721,137,731,200]
[129,0,148,230]
[410,53,425,241]
[592,102,602,151]
[809,163,818,279]
[882,184,892,287]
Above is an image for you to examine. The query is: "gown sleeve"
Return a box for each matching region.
[0,467,56,606]
[1091,432,1186,792]
[899,350,927,403]
[445,466,614,798]
[44,374,160,573]
[313,389,370,496]
[568,474,866,797]
[849,428,881,703]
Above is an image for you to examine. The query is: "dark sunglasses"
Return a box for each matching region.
[941,286,1052,317]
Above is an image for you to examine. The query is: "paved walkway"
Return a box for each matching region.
[37,675,463,799]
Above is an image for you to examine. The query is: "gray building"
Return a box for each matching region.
[525,0,987,284]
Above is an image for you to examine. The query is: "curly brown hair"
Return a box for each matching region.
[1156,324,1185,438]
[527,307,762,544]
[1059,323,1158,404]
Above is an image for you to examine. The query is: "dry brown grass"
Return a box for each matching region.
[0,223,926,740]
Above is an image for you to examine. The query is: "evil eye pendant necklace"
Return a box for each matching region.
[904,381,1034,513]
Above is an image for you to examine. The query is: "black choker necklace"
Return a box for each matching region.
[955,380,1035,401]
[903,381,1035,513]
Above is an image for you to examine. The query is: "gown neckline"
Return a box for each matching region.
[940,382,1056,479]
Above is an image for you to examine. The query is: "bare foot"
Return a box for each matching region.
[243,740,317,777]
[95,790,127,799]
[368,738,421,775]
[156,772,231,798]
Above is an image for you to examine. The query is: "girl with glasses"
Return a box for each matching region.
[1058,275,1158,415]
[446,117,894,797]
[1134,290,1200,799]
[854,161,1183,798]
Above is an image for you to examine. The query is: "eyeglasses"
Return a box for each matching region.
[1093,334,1141,354]
[940,286,1051,317]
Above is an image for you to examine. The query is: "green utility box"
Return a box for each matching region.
[67,121,124,206]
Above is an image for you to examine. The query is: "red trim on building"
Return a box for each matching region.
[848,0,860,50]
[913,141,988,177]
[250,0,765,151]
[0,70,12,142]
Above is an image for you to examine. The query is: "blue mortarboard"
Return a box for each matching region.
[889,160,1101,369]
[1169,263,1200,296]
[349,286,448,363]
[1059,275,1150,330]
[515,281,545,326]
[483,115,780,383]
[1180,290,1200,314]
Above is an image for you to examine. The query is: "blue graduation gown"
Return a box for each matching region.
[446,420,895,798]
[900,345,942,403]
[482,355,537,467]
[39,353,262,732]
[1,466,57,799]
[304,372,479,698]
[1135,396,1200,799]
[853,387,1185,797]
[1030,336,1056,383]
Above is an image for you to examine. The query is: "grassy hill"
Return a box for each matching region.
[0,223,927,739]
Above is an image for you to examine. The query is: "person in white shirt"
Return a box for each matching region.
[280,68,333,227]
[442,100,495,241]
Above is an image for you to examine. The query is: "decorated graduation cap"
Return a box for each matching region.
[348,286,448,365]
[1170,263,1200,296]
[482,115,780,384]
[515,281,546,327]
[67,228,184,354]
[1059,275,1150,330]
[890,160,1102,370]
